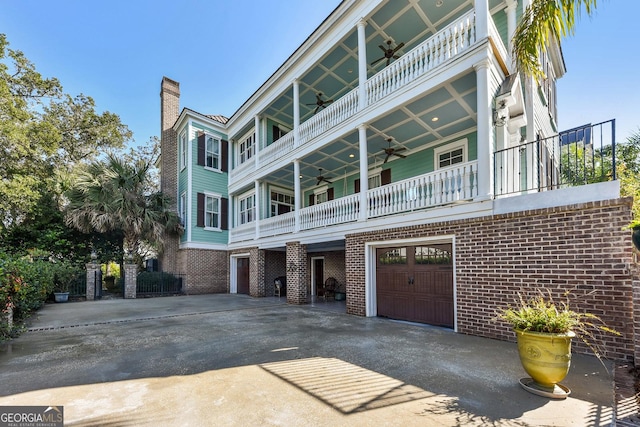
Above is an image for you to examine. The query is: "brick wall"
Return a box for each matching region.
[306,250,346,294]
[176,248,228,294]
[286,242,308,304]
[346,198,636,361]
[159,77,180,274]
[250,248,266,297]
[265,250,287,297]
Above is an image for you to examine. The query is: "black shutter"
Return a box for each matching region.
[327,188,334,201]
[197,193,205,227]
[197,133,205,166]
[381,168,391,185]
[308,194,315,206]
[354,179,360,193]
[221,140,228,172]
[221,197,228,230]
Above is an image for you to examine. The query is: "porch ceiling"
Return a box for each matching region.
[265,71,477,191]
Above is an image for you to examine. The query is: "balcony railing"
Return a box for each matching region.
[230,11,479,181]
[229,161,479,243]
[494,119,616,196]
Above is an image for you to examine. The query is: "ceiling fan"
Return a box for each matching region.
[315,168,333,185]
[307,92,334,114]
[382,138,407,163]
[371,39,405,67]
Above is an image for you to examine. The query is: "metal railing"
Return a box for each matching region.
[494,119,616,196]
[136,272,184,297]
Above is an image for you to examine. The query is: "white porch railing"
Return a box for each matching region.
[260,131,295,169]
[488,16,509,69]
[366,11,476,105]
[229,158,255,181]
[260,210,296,237]
[299,193,360,230]
[229,222,255,242]
[367,161,478,218]
[298,89,360,146]
[228,162,479,243]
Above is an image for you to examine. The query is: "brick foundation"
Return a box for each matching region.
[346,198,636,361]
[177,248,228,294]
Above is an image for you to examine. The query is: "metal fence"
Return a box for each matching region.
[68,272,87,298]
[136,272,184,297]
[494,119,616,196]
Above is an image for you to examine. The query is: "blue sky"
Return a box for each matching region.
[1,0,638,149]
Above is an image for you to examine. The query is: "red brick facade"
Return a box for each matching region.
[177,248,228,294]
[346,198,637,361]
[286,242,308,304]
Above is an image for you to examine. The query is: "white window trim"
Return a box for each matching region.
[433,138,468,170]
[270,186,295,217]
[203,191,222,231]
[179,131,187,171]
[237,129,256,166]
[204,133,222,172]
[179,192,187,228]
[237,190,256,226]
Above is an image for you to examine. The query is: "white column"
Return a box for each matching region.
[254,115,260,168]
[474,59,493,199]
[254,180,260,239]
[358,124,369,221]
[293,79,301,147]
[357,19,368,110]
[505,0,517,67]
[475,0,489,41]
[294,159,301,232]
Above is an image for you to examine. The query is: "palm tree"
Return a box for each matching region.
[513,0,597,79]
[64,153,182,257]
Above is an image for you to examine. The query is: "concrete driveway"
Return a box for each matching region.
[0,294,627,426]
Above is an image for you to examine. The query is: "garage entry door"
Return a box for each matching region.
[376,244,454,328]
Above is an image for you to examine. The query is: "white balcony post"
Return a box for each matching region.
[293,79,300,147]
[254,180,261,239]
[474,0,489,40]
[254,115,260,168]
[474,58,493,199]
[357,19,368,110]
[294,159,301,232]
[358,124,369,221]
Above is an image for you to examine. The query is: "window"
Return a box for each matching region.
[270,189,294,216]
[238,132,255,165]
[179,131,187,170]
[179,192,187,227]
[272,125,287,142]
[205,135,220,170]
[433,139,467,169]
[239,194,255,225]
[197,193,228,230]
[309,187,334,206]
[205,195,220,229]
[198,133,225,172]
[378,248,407,264]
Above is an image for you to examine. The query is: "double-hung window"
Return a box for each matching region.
[205,135,220,170]
[205,195,220,229]
[238,132,255,165]
[239,194,255,225]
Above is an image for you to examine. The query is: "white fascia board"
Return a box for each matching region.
[179,242,229,251]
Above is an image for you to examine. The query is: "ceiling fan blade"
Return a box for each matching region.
[383,154,391,163]
[306,103,317,106]
[394,152,407,159]
[314,106,320,114]
[393,42,405,53]
[393,55,400,59]
[371,56,385,66]
[324,179,332,184]
[394,147,406,152]
[386,58,391,66]
[378,44,387,52]
[325,99,334,103]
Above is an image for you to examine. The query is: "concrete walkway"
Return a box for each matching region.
[0,294,627,426]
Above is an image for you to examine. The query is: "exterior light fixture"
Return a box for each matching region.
[431,117,439,122]
[349,153,355,158]
[436,0,444,7]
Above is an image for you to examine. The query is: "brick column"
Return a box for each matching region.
[632,261,640,365]
[286,242,308,304]
[85,263,100,301]
[249,248,266,297]
[124,263,137,299]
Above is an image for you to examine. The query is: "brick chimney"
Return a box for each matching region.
[159,77,180,273]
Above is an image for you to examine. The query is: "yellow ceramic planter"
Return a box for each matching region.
[515,329,575,389]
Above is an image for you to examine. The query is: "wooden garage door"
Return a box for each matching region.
[237,258,250,295]
[376,244,453,328]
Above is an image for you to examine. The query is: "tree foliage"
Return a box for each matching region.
[0,33,131,231]
[64,153,183,256]
[513,0,598,79]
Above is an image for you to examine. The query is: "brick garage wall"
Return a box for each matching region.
[346,198,636,361]
[176,248,228,294]
[265,250,287,297]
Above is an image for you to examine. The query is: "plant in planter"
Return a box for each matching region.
[498,291,619,398]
